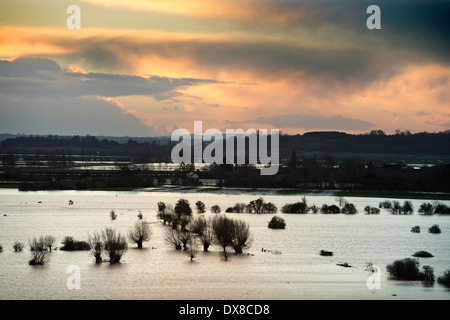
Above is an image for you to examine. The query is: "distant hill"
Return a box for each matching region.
[1,130,449,164]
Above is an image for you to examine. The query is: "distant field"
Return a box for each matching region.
[336,190,450,201]
[295,151,450,161]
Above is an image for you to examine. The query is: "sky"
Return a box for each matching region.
[0,0,449,136]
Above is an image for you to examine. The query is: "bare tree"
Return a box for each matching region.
[44,235,56,251]
[101,228,128,264]
[128,221,152,249]
[29,237,50,265]
[88,232,103,264]
[200,224,214,252]
[231,220,252,254]
[164,226,182,250]
[186,237,199,262]
[212,215,234,259]
[190,216,207,236]
[178,230,192,251]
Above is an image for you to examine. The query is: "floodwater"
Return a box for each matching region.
[0,189,449,300]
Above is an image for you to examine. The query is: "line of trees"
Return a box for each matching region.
[157,198,252,260]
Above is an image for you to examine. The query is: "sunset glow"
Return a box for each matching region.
[1,0,449,136]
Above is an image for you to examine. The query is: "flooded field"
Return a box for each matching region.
[0,189,449,300]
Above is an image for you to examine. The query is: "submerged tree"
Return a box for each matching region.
[175,199,192,217]
[128,221,152,249]
[186,237,199,262]
[13,241,25,252]
[164,226,183,250]
[231,220,252,254]
[212,215,252,259]
[342,203,357,215]
[195,201,206,214]
[29,237,50,265]
[101,228,128,264]
[88,232,103,263]
[44,235,56,251]
[418,203,434,215]
[211,205,221,213]
[199,220,214,252]
[268,216,286,229]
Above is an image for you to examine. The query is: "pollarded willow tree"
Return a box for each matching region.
[102,228,128,263]
[212,215,252,259]
[88,228,128,264]
[128,221,152,249]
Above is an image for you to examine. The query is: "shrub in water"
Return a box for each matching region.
[386,257,435,281]
[268,216,286,229]
[342,203,357,214]
[411,226,420,233]
[364,206,380,214]
[320,204,340,214]
[429,224,441,234]
[60,236,90,251]
[29,237,50,265]
[320,250,333,256]
[128,221,152,249]
[101,228,128,264]
[437,270,450,287]
[13,241,25,252]
[412,251,433,258]
[281,202,308,214]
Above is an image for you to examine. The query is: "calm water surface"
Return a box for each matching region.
[0,189,449,300]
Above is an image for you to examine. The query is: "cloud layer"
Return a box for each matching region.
[0,0,449,135]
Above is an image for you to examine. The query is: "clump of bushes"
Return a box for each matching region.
[320,204,340,214]
[434,203,450,215]
[379,200,392,209]
[13,241,25,252]
[268,216,286,229]
[418,202,434,215]
[110,210,117,220]
[281,202,308,214]
[224,198,277,214]
[195,201,206,213]
[247,197,277,213]
[411,226,420,233]
[28,237,50,265]
[320,250,333,256]
[386,258,434,281]
[437,270,450,287]
[390,200,414,215]
[429,224,441,234]
[225,203,247,213]
[60,236,90,251]
[211,205,221,213]
[412,251,433,258]
[0,244,3,252]
[364,206,380,214]
[341,203,357,214]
